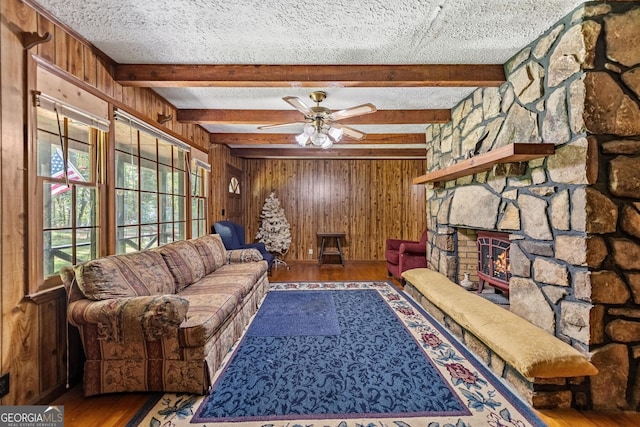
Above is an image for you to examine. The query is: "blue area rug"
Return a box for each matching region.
[128,281,547,427]
[245,290,340,337]
[196,289,464,421]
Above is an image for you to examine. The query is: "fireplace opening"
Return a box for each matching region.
[477,231,511,294]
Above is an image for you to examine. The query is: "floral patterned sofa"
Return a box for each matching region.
[60,234,269,396]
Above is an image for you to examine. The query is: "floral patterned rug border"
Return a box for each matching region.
[127,281,546,427]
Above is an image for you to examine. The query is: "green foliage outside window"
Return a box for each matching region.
[114,119,187,254]
[37,107,101,279]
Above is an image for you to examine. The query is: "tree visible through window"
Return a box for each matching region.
[114,114,188,253]
[30,84,205,292]
[37,105,105,283]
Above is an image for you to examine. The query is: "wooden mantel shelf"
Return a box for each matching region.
[413,143,555,184]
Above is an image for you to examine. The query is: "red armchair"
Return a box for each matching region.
[385,229,428,282]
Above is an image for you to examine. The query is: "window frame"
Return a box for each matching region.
[28,88,109,294]
[190,158,210,238]
[26,61,205,295]
[112,109,191,254]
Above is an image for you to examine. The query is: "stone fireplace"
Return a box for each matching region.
[423,2,640,411]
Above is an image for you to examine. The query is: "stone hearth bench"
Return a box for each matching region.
[402,268,598,410]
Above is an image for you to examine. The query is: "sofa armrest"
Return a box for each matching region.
[226,248,263,264]
[386,238,405,251]
[399,242,427,272]
[399,242,426,256]
[68,295,189,343]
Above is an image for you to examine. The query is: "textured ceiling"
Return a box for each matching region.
[33,0,586,158]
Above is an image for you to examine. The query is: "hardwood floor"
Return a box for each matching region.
[51,261,640,426]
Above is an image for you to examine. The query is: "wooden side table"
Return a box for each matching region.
[317,232,346,266]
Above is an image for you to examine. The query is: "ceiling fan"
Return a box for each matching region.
[258,91,376,149]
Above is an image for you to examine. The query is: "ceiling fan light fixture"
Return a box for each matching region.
[303,123,316,137]
[295,132,310,146]
[261,91,373,149]
[328,126,343,142]
[311,132,328,147]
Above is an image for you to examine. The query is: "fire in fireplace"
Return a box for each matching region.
[477,231,511,293]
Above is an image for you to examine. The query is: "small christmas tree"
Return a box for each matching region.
[256,192,291,256]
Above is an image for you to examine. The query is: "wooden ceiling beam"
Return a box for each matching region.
[179,109,450,124]
[211,133,425,145]
[114,64,505,87]
[229,147,427,159]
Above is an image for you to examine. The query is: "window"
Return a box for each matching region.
[28,69,205,294]
[34,93,108,289]
[229,176,240,194]
[114,110,190,253]
[190,158,210,238]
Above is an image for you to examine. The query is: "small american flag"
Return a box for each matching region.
[50,148,84,196]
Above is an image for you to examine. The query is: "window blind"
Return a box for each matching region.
[114,109,191,152]
[193,158,211,172]
[34,92,110,132]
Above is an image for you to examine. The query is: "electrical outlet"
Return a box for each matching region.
[0,373,9,398]
[308,248,313,255]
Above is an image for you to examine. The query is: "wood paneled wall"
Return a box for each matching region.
[243,159,427,261]
[209,144,244,226]
[0,0,211,405]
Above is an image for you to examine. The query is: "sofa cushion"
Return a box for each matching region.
[213,262,268,294]
[402,268,598,379]
[155,240,207,292]
[178,291,242,347]
[60,266,86,304]
[195,274,256,303]
[180,275,246,301]
[75,251,175,300]
[190,234,227,274]
[226,248,264,264]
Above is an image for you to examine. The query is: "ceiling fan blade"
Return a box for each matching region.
[331,103,377,121]
[332,123,366,140]
[282,96,314,116]
[257,121,304,130]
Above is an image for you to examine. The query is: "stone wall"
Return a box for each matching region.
[423,1,640,410]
